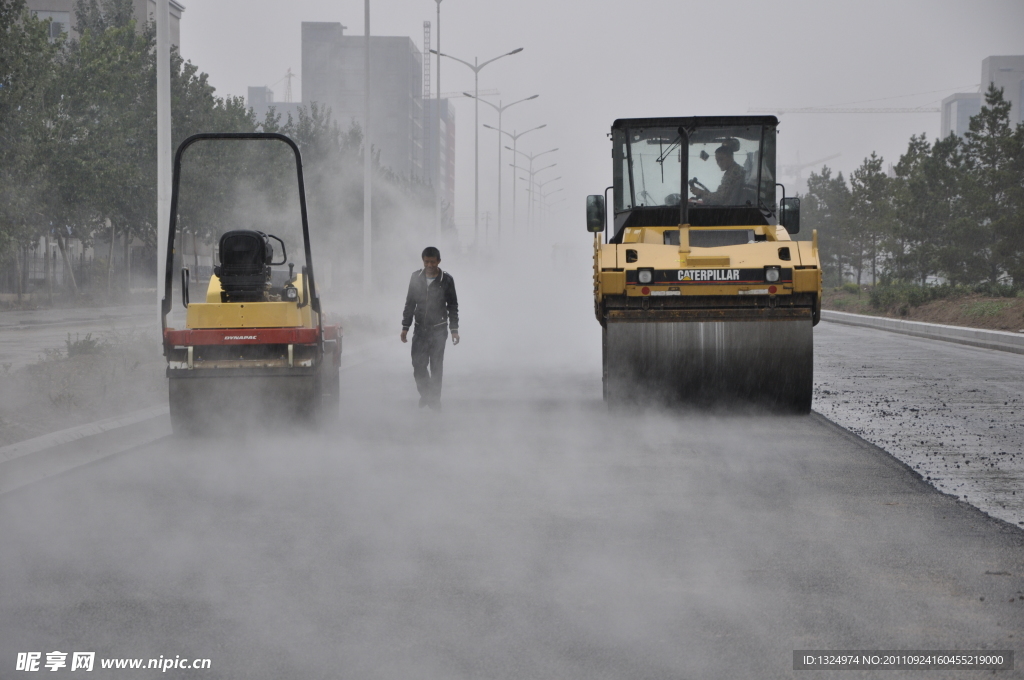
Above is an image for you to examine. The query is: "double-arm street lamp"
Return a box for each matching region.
[483,123,544,236]
[540,186,564,225]
[431,46,523,243]
[465,93,538,242]
[532,177,561,228]
[507,146,557,232]
[513,162,556,234]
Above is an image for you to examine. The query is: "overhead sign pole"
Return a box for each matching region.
[156,0,171,319]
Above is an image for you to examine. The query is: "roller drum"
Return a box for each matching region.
[603,319,813,412]
[168,368,323,435]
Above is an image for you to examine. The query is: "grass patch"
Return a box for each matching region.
[961,300,1016,317]
[65,332,105,356]
[868,282,1024,312]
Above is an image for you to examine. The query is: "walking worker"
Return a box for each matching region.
[400,247,459,409]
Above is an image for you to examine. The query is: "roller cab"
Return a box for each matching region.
[586,117,822,411]
[161,133,341,433]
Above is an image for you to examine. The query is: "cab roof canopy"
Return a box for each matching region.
[612,115,779,131]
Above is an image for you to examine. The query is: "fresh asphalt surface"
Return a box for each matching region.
[2,314,1024,679]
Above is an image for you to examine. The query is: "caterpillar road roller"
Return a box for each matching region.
[586,116,821,412]
[160,133,341,433]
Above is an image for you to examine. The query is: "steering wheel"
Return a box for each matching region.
[688,177,709,195]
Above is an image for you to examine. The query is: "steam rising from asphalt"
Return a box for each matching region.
[3,220,1021,677]
[1,243,785,678]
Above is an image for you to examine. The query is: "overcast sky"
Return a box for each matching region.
[180,0,1024,239]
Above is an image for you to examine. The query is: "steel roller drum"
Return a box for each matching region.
[168,370,322,434]
[603,319,813,412]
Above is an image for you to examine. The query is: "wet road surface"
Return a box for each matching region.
[2,337,1023,679]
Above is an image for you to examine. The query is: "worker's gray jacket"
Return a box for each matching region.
[402,268,459,332]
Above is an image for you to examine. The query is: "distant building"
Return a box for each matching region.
[940,93,982,139]
[941,55,1024,137]
[247,86,302,124]
[301,22,426,181]
[26,0,184,45]
[424,98,456,213]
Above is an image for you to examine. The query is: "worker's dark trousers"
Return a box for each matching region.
[411,325,448,402]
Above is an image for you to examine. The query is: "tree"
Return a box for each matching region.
[803,166,851,287]
[957,84,1021,285]
[0,0,58,284]
[848,153,891,285]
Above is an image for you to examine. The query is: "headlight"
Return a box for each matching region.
[284,286,299,301]
[765,267,780,283]
[638,270,653,284]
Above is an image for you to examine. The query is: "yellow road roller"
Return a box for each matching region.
[160,133,341,433]
[586,116,821,411]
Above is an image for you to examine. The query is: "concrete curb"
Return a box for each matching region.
[822,310,1024,355]
[0,406,171,495]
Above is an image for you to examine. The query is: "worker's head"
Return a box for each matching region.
[714,146,735,171]
[422,246,441,276]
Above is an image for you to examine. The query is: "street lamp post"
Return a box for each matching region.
[513,162,556,234]
[507,147,557,232]
[529,174,561,227]
[434,0,442,238]
[431,47,523,244]
[465,93,538,242]
[155,0,170,318]
[483,123,544,237]
[363,0,371,292]
[540,185,563,226]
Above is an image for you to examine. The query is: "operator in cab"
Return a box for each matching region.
[690,141,745,205]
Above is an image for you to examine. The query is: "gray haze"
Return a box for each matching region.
[182,0,1024,240]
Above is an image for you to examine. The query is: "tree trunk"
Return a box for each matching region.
[107,221,116,294]
[56,232,79,296]
[44,235,52,305]
[125,229,132,292]
[15,245,23,304]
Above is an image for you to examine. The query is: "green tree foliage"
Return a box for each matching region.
[803,85,1024,288]
[0,0,58,259]
[43,0,157,258]
[848,152,891,285]
[802,167,850,287]
[1,0,430,299]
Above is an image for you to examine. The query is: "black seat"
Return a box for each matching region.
[214,230,273,302]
